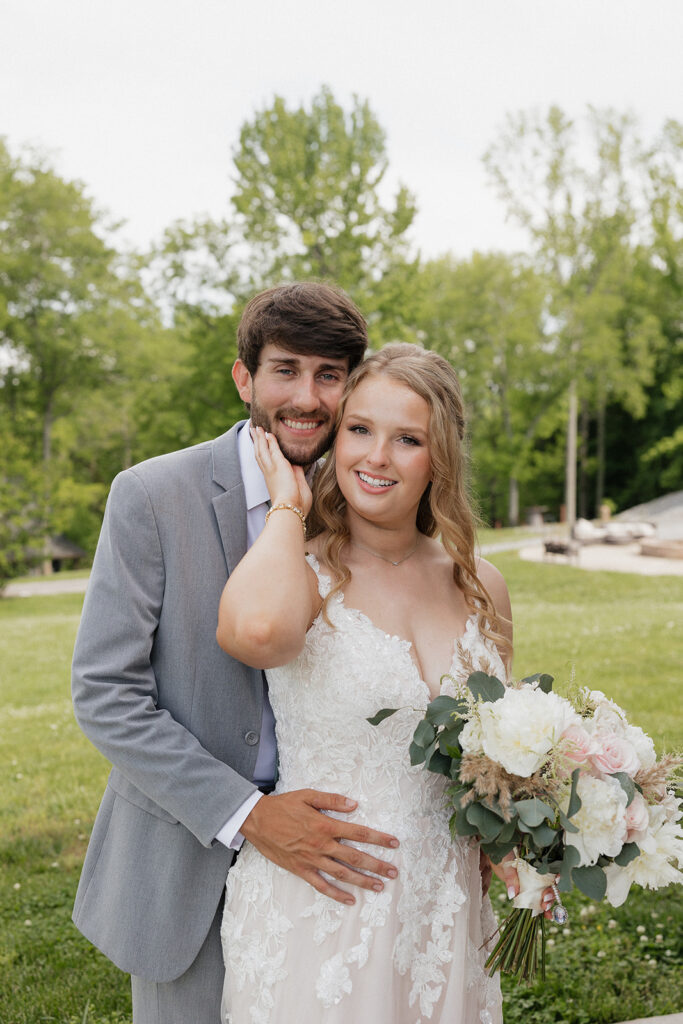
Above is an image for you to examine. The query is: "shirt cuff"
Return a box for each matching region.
[215,791,263,850]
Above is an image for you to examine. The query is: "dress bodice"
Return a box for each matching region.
[267,554,506,806]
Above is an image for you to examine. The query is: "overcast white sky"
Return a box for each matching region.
[2,0,682,261]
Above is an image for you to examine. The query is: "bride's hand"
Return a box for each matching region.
[488,851,556,919]
[251,426,313,517]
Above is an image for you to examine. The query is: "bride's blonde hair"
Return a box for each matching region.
[307,343,512,661]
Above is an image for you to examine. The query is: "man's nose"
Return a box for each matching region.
[292,375,321,412]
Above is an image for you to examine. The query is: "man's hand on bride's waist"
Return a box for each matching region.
[240,788,400,906]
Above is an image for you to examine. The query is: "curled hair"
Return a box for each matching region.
[307,343,512,664]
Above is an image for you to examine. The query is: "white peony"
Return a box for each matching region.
[605,799,683,906]
[564,774,628,866]
[474,686,580,777]
[588,704,628,738]
[459,715,485,755]
[624,723,657,770]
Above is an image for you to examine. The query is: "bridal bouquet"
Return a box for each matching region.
[368,673,682,982]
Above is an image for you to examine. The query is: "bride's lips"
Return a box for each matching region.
[354,470,398,493]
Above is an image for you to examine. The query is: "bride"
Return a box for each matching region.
[216,344,545,1023]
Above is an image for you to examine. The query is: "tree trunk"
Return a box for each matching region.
[578,399,590,520]
[564,380,578,530]
[508,476,519,527]
[595,397,606,511]
[42,396,54,576]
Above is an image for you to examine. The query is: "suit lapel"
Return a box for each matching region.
[211,422,249,575]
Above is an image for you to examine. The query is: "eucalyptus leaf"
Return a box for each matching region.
[366,708,400,727]
[567,767,582,818]
[559,809,579,834]
[515,798,554,827]
[412,719,436,749]
[498,818,519,843]
[527,822,557,848]
[450,811,480,839]
[465,802,504,840]
[520,672,554,693]
[425,695,466,726]
[614,841,641,866]
[572,865,607,901]
[612,772,636,805]
[409,741,426,766]
[558,845,581,892]
[480,839,518,861]
[466,671,506,703]
[438,721,464,757]
[425,749,452,777]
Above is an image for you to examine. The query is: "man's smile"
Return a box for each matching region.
[280,417,326,433]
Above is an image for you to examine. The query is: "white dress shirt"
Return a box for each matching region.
[215,423,278,849]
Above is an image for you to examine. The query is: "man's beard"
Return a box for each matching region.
[249,398,335,467]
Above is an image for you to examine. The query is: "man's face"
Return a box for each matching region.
[232,344,350,466]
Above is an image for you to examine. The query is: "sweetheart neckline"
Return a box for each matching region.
[306,552,478,699]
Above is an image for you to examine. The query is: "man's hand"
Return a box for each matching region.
[240,789,400,905]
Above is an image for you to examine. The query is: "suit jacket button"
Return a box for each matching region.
[244,730,259,746]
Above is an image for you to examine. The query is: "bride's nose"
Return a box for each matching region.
[365,438,390,466]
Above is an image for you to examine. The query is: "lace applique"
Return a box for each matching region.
[222,555,504,1023]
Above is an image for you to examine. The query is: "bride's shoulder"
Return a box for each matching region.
[475,557,511,616]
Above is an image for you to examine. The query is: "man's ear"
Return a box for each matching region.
[232,360,253,404]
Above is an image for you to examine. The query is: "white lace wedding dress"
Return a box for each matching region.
[221,556,504,1024]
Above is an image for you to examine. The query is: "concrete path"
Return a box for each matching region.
[3,576,90,597]
[613,1016,683,1024]
[519,540,683,576]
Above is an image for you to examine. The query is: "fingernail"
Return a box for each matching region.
[343,798,356,809]
[386,868,398,878]
[389,839,399,848]
[344,898,355,906]
[507,886,516,899]
[372,882,383,892]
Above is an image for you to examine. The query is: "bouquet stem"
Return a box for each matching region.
[485,909,545,983]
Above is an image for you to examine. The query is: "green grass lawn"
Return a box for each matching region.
[0,557,681,1023]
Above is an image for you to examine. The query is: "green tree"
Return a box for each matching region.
[483,107,672,519]
[231,86,419,342]
[0,139,151,475]
[416,252,560,524]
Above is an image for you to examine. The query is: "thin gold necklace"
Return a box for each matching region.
[350,539,419,566]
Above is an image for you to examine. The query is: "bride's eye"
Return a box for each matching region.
[398,435,420,446]
[348,424,369,435]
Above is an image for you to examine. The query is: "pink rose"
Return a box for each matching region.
[560,724,597,764]
[625,792,649,843]
[591,733,640,777]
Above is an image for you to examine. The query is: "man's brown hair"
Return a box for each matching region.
[237,282,368,375]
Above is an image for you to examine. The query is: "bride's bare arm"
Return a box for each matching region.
[476,557,513,673]
[216,428,320,668]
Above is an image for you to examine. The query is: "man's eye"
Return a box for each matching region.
[319,373,341,382]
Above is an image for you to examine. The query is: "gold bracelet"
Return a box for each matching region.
[264,502,307,538]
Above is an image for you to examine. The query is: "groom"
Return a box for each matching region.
[71,282,401,1024]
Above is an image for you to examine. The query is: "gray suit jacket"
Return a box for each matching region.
[72,422,264,982]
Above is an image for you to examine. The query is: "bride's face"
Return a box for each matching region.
[334,374,432,526]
